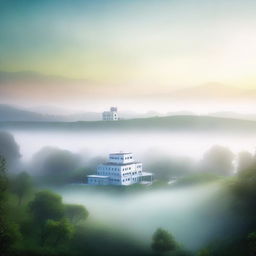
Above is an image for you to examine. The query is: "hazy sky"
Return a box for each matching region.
[0,0,256,111]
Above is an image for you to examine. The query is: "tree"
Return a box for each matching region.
[248,232,256,256]
[200,145,234,176]
[0,131,21,172]
[30,147,81,185]
[151,228,177,254]
[29,191,64,225]
[29,191,65,246]
[145,152,194,182]
[233,163,256,214]
[237,151,254,173]
[0,155,9,251]
[0,156,21,255]
[11,172,33,206]
[65,204,89,224]
[230,162,256,232]
[0,155,7,198]
[197,248,211,256]
[44,219,74,247]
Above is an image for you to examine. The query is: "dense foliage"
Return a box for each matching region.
[151,228,177,253]
[0,157,150,256]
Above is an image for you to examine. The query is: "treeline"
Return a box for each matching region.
[0,156,89,256]
[0,130,100,185]
[1,130,255,188]
[196,156,256,256]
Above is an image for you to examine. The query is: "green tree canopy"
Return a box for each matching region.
[151,228,177,254]
[11,171,33,205]
[232,163,256,216]
[65,204,89,225]
[237,151,254,173]
[229,160,256,245]
[197,248,211,256]
[248,232,256,256]
[0,131,21,172]
[0,156,21,254]
[29,191,64,225]
[44,218,74,247]
[0,155,7,198]
[31,147,81,185]
[200,145,234,176]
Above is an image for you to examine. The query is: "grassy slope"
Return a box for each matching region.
[0,115,256,132]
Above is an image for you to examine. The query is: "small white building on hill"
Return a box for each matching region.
[102,107,118,121]
[87,152,153,186]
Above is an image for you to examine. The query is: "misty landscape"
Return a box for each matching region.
[1,115,256,256]
[1,0,256,256]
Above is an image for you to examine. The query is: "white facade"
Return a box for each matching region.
[102,107,118,121]
[87,152,153,186]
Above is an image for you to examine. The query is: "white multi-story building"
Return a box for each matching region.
[102,107,118,121]
[87,152,153,186]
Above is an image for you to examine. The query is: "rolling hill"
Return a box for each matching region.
[0,104,160,122]
[1,115,256,133]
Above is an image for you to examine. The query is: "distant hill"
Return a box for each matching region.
[0,104,58,122]
[0,104,104,122]
[209,111,256,121]
[0,104,163,122]
[1,115,256,133]
[1,104,256,129]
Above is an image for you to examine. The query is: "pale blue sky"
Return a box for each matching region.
[1,0,256,90]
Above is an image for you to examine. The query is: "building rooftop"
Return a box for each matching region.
[110,152,132,155]
[87,175,109,178]
[100,161,141,166]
